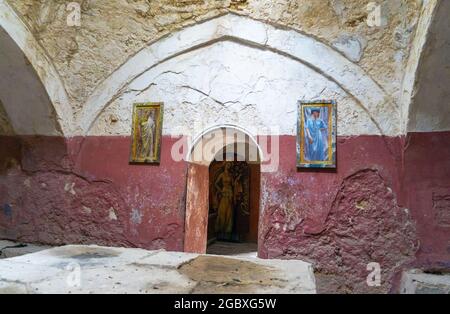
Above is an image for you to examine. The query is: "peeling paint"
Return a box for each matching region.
[64,182,76,195]
[109,207,118,221]
[130,208,143,225]
[2,203,12,217]
[82,206,92,214]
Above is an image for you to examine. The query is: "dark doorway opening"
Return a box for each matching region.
[206,155,260,256]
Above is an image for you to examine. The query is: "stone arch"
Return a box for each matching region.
[184,125,263,254]
[80,13,394,136]
[404,0,450,132]
[186,124,264,166]
[0,0,73,136]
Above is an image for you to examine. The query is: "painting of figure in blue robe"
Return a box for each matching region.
[304,107,329,162]
[297,101,336,169]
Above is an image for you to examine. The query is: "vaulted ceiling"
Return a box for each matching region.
[408,0,450,132]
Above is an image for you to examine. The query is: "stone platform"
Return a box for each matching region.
[0,240,51,259]
[0,245,316,294]
[400,269,450,294]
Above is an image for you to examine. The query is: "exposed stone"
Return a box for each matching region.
[108,207,118,221]
[333,35,365,62]
[261,169,418,293]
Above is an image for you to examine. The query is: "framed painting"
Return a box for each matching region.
[130,102,163,164]
[297,100,337,169]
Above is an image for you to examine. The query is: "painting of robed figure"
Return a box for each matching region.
[130,103,163,164]
[297,100,336,169]
[209,161,250,242]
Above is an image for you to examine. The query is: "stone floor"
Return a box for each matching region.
[0,240,51,259]
[206,241,258,258]
[0,244,316,294]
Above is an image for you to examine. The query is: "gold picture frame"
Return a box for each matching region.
[130,103,163,164]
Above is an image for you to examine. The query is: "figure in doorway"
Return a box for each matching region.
[215,163,234,239]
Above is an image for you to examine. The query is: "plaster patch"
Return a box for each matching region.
[332,35,365,62]
[64,182,76,195]
[130,208,143,225]
[109,207,118,221]
[23,178,31,188]
[82,206,92,215]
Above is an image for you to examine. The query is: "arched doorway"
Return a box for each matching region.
[206,145,260,255]
[184,125,262,255]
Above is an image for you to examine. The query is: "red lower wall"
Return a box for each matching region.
[0,132,449,292]
[259,135,417,293]
[402,132,450,271]
[0,136,187,251]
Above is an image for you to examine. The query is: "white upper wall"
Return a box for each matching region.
[90,41,377,137]
[3,1,446,137]
[83,14,394,137]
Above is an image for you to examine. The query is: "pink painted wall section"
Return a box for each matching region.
[259,135,417,293]
[0,132,449,292]
[403,132,450,271]
[0,136,187,251]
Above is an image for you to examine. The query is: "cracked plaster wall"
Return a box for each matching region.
[4,0,422,136]
[91,41,377,137]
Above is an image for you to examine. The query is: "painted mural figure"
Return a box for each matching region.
[305,108,328,161]
[209,161,251,241]
[215,163,234,237]
[139,113,155,158]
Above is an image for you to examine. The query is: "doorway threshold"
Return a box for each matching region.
[206,241,258,258]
